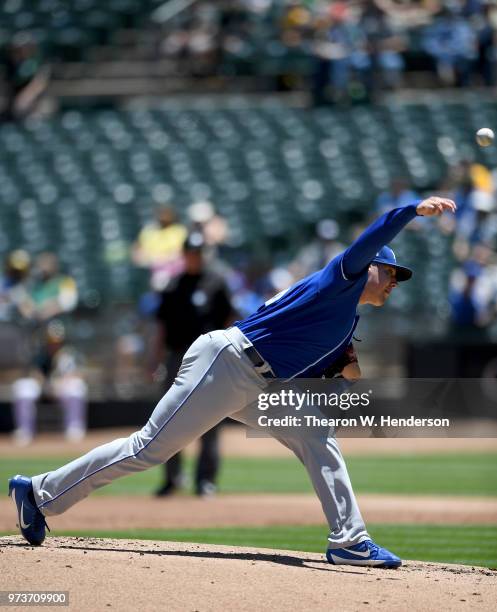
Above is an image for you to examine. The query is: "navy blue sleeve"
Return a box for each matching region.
[341,204,419,278]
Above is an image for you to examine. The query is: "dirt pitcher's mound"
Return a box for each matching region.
[1,537,496,612]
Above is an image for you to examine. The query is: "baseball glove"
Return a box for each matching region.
[320,343,359,379]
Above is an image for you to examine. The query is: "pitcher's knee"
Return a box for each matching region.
[127,428,173,467]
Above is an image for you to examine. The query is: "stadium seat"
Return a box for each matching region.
[0,102,488,303]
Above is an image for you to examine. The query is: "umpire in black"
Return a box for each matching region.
[154,231,235,496]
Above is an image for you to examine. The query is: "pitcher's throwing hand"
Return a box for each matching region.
[416,197,457,217]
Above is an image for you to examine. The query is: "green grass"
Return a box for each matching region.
[1,454,496,496]
[2,525,495,568]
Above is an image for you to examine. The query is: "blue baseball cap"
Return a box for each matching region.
[372,246,412,282]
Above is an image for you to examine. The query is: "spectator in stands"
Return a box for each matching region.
[449,258,497,336]
[372,0,439,27]
[28,253,78,323]
[474,0,496,86]
[230,264,268,320]
[187,199,239,301]
[132,205,187,291]
[280,1,313,49]
[153,232,235,497]
[187,200,228,250]
[461,190,497,246]
[153,0,497,93]
[279,0,314,91]
[311,2,367,104]
[11,367,44,446]
[187,20,220,77]
[448,160,497,257]
[375,176,419,216]
[10,253,86,445]
[422,5,478,86]
[0,250,33,387]
[46,327,88,441]
[12,322,88,445]
[0,250,32,324]
[449,264,484,331]
[360,0,407,90]
[292,218,345,277]
[160,2,220,76]
[451,159,478,222]
[2,32,50,121]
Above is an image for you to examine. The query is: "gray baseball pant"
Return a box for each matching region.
[32,327,368,547]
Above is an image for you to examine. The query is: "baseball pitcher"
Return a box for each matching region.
[9,197,456,568]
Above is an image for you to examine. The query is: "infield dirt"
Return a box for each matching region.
[1,536,496,612]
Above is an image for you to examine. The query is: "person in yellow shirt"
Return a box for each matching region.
[132,206,187,290]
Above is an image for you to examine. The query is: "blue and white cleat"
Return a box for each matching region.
[326,539,401,568]
[8,475,49,546]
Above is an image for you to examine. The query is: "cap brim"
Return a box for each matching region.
[392,264,412,282]
[374,258,412,282]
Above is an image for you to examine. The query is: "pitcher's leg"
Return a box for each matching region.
[232,401,368,547]
[309,435,369,547]
[273,433,368,546]
[33,334,261,516]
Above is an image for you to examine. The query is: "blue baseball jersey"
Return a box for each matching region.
[236,204,419,379]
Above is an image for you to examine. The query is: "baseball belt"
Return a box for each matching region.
[243,345,276,379]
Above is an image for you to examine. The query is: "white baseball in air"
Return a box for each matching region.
[476,128,494,147]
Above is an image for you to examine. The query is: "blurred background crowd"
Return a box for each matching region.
[0,0,497,454]
[3,0,497,115]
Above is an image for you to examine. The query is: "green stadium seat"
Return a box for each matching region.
[0,102,490,303]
